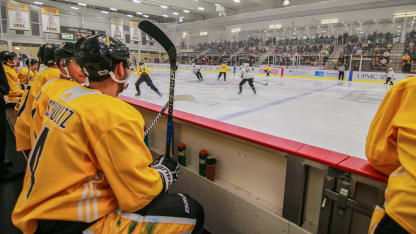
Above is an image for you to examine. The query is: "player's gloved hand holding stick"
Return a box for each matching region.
[150,155,179,192]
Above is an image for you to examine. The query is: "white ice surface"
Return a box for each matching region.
[122,69,389,160]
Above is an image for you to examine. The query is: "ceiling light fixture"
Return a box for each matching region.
[394,12,416,18]
[143,14,149,18]
[101,10,109,14]
[162,14,168,17]
[283,0,290,6]
[214,3,221,7]
[231,28,241,33]
[78,2,87,6]
[183,9,190,13]
[137,11,143,15]
[321,19,339,24]
[34,1,43,5]
[71,6,79,10]
[172,12,179,15]
[233,0,241,3]
[110,8,117,11]
[198,7,204,10]
[269,24,282,29]
[127,14,133,17]
[132,0,141,3]
[161,5,168,9]
[200,32,208,36]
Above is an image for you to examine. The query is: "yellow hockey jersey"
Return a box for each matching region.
[137,65,150,77]
[14,68,61,151]
[264,66,271,72]
[4,64,25,103]
[30,79,80,150]
[219,64,228,73]
[12,84,163,234]
[17,67,35,85]
[366,77,416,233]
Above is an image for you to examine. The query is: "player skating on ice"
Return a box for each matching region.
[385,67,395,86]
[192,63,203,81]
[238,63,256,95]
[264,64,271,77]
[218,62,228,81]
[135,62,162,97]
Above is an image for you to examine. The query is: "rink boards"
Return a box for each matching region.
[146,63,415,83]
[120,95,388,234]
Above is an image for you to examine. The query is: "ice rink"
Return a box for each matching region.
[122,68,390,160]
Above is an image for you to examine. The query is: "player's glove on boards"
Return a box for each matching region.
[150,155,179,192]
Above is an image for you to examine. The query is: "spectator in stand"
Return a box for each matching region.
[402,53,411,72]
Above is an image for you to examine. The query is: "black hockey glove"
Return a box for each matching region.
[150,155,179,193]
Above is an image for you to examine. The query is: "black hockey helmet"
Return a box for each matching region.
[74,36,87,50]
[30,59,39,65]
[37,43,57,66]
[0,51,19,64]
[75,34,130,81]
[54,42,75,65]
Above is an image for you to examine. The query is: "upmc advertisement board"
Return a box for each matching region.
[352,72,387,82]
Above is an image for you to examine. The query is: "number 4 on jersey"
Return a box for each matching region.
[26,126,50,199]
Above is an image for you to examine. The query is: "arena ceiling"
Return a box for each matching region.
[17,0,358,23]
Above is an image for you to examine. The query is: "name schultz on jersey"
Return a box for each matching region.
[45,100,75,129]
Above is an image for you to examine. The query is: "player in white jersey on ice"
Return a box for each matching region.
[238,63,256,95]
[192,63,203,81]
[385,67,395,86]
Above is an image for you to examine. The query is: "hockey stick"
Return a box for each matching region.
[139,20,177,157]
[254,80,268,86]
[144,94,196,137]
[21,48,32,87]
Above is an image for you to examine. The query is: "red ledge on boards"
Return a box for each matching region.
[337,157,388,183]
[120,96,388,183]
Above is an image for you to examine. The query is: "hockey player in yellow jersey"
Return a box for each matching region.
[1,51,24,104]
[366,77,416,234]
[135,62,162,97]
[218,62,228,81]
[29,41,87,150]
[17,59,39,85]
[14,43,60,152]
[12,34,204,234]
[264,65,271,77]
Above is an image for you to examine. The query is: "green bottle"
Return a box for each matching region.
[199,149,208,177]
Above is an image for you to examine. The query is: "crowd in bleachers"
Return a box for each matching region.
[339,32,393,71]
[403,29,416,73]
[178,30,416,73]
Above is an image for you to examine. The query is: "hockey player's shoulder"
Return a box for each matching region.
[397,76,416,89]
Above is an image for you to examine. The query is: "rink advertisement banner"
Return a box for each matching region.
[352,71,414,82]
[352,71,387,82]
[7,1,30,31]
[284,68,342,79]
[41,7,60,33]
[111,18,124,41]
[130,22,141,41]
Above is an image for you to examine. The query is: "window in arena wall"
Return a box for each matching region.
[31,23,40,36]
[1,5,6,34]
